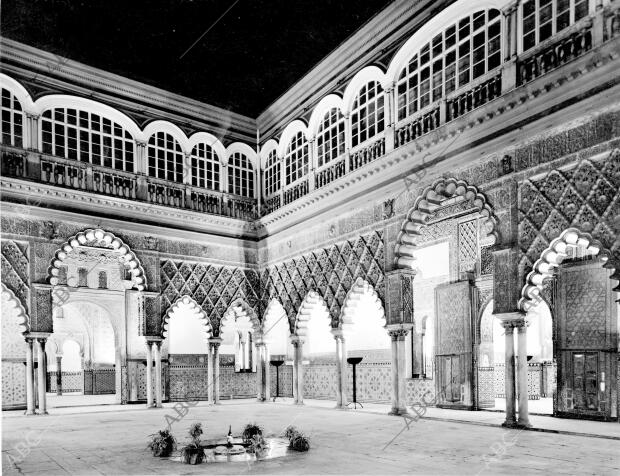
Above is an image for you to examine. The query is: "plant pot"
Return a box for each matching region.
[182,448,204,465]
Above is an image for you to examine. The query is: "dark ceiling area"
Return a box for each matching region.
[2,0,391,117]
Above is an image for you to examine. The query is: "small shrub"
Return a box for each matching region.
[248,434,269,456]
[283,425,299,440]
[147,429,176,457]
[289,433,310,452]
[242,423,263,443]
[181,423,204,464]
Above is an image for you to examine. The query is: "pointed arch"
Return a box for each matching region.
[519,227,615,311]
[1,282,30,335]
[395,177,499,268]
[162,295,213,339]
[47,228,147,291]
[339,277,385,334]
[293,290,330,337]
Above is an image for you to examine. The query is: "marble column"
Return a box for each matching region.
[56,355,63,396]
[389,331,399,415]
[264,344,271,402]
[145,341,154,408]
[154,341,162,408]
[388,328,410,416]
[256,342,264,401]
[296,340,304,405]
[334,334,344,407]
[25,337,35,415]
[502,322,517,427]
[340,336,348,408]
[207,342,214,403]
[212,340,221,404]
[36,338,47,414]
[240,333,247,371]
[516,322,531,427]
[292,341,298,403]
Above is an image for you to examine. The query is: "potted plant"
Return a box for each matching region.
[282,425,310,452]
[180,423,205,464]
[242,423,263,444]
[147,429,176,457]
[249,434,270,458]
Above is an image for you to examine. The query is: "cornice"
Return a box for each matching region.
[256,46,620,239]
[0,38,256,142]
[0,178,260,241]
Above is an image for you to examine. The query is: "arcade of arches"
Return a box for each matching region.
[1,3,620,472]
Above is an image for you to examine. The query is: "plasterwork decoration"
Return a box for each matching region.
[262,231,385,330]
[1,240,30,313]
[160,261,261,335]
[518,152,620,303]
[48,228,147,291]
[435,281,472,356]
[144,295,162,336]
[395,177,498,269]
[458,220,478,275]
[31,286,53,333]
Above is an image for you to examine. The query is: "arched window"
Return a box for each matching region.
[147,132,183,182]
[397,9,501,121]
[351,81,384,148]
[522,0,590,52]
[41,108,134,171]
[284,131,309,185]
[190,143,220,190]
[316,109,345,167]
[1,88,23,147]
[228,152,254,197]
[264,149,281,197]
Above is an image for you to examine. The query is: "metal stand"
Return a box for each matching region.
[346,357,363,409]
[270,360,284,402]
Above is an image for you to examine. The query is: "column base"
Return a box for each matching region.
[501,419,518,428]
[295,401,304,406]
[388,407,409,416]
[25,410,36,416]
[37,410,49,415]
[517,417,532,428]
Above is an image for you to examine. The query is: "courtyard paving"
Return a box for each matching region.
[2,401,619,475]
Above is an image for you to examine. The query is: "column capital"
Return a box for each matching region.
[25,112,40,120]
[289,335,305,345]
[501,0,519,16]
[136,140,147,148]
[26,332,51,340]
[386,324,412,340]
[145,336,162,344]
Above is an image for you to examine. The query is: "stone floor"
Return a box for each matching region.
[3,401,620,475]
[46,394,117,408]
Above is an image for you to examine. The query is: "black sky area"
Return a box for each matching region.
[1,0,391,117]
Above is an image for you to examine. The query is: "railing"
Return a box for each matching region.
[226,194,256,220]
[283,179,309,205]
[517,19,592,86]
[1,150,26,178]
[1,148,258,221]
[446,74,502,122]
[394,107,440,149]
[93,168,137,200]
[315,155,346,189]
[264,194,281,214]
[349,137,385,172]
[146,178,184,208]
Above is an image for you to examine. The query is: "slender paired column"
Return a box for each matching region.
[264,344,271,402]
[256,343,264,401]
[56,355,63,396]
[516,322,531,427]
[388,327,410,416]
[207,341,214,403]
[25,337,35,415]
[211,338,222,404]
[292,342,298,403]
[145,341,154,407]
[36,338,48,414]
[340,336,348,408]
[333,333,344,407]
[153,341,163,408]
[502,322,517,427]
[296,340,305,405]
